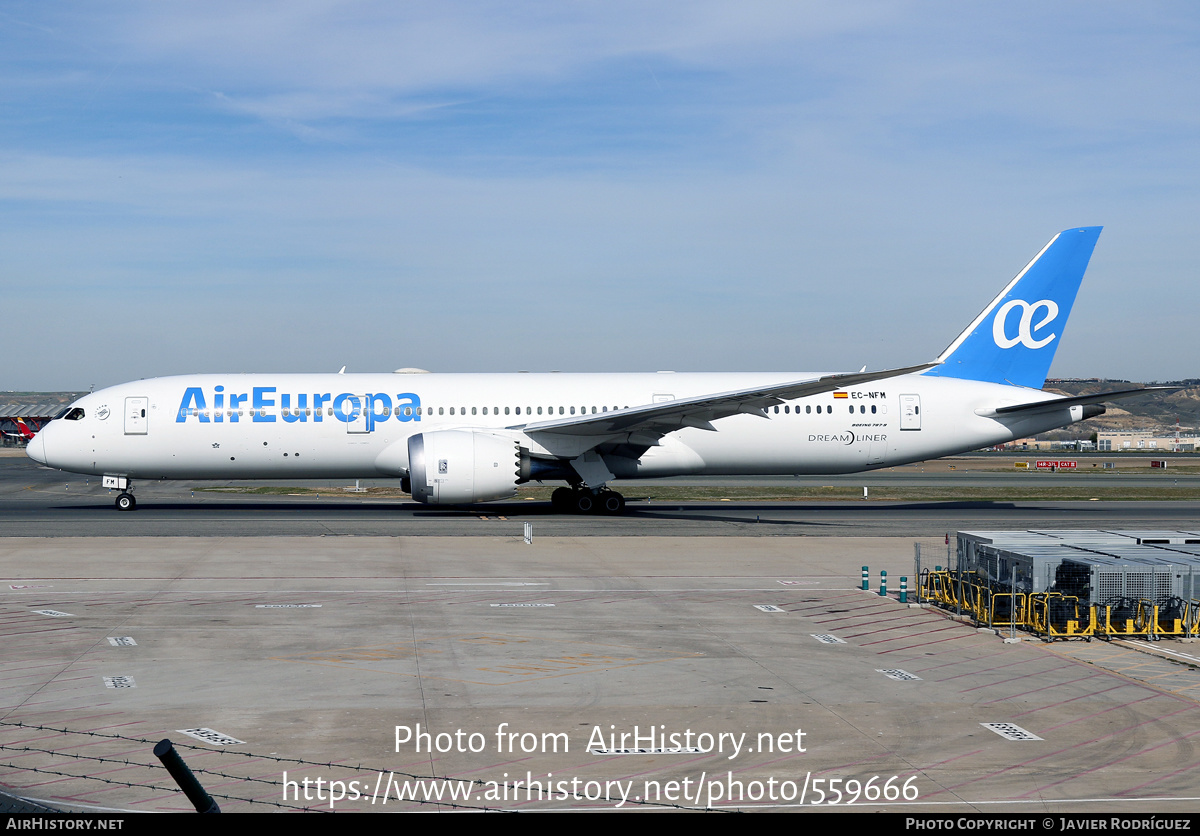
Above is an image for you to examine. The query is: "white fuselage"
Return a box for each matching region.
[28,371,1082,483]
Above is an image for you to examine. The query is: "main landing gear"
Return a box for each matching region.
[550,486,626,515]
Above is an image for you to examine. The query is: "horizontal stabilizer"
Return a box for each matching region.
[982,386,1179,417]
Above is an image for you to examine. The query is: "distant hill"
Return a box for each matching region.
[1044,379,1200,434]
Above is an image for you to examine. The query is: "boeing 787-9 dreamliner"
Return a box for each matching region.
[28,227,1156,513]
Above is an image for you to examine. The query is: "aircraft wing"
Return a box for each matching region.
[987,386,1180,416]
[515,362,936,440]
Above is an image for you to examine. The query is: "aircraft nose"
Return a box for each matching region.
[25,431,46,464]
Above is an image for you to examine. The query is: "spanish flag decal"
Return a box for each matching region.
[833,392,848,399]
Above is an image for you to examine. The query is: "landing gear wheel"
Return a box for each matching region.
[551,487,574,512]
[115,493,136,511]
[598,490,625,515]
[573,492,596,514]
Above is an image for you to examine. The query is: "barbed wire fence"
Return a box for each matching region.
[0,720,726,813]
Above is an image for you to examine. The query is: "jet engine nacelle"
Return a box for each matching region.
[407,430,521,504]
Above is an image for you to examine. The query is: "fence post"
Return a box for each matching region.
[153,739,220,813]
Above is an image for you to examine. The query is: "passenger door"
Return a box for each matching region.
[124,397,148,435]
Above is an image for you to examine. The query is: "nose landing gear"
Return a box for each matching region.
[112,478,136,511]
[103,475,137,511]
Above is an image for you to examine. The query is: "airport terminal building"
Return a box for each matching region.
[0,395,80,446]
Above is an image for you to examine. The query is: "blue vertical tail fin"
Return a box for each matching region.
[924,227,1102,390]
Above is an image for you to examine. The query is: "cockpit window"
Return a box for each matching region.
[61,407,85,421]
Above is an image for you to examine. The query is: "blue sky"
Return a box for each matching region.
[3,2,1197,389]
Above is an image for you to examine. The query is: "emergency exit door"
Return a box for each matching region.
[899,394,921,431]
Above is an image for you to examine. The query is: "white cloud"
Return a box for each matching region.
[1,2,1198,387]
